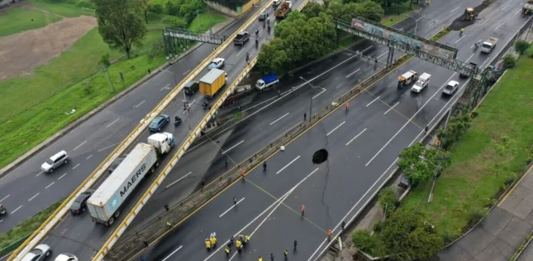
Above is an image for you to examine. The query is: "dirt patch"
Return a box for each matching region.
[0,15,97,80]
[449,0,494,31]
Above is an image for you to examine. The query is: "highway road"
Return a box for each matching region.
[0,0,275,232]
[12,0,311,260]
[132,0,531,260]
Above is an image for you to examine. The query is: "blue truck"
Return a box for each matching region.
[255,73,279,90]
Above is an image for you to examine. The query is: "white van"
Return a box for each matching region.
[411,72,431,93]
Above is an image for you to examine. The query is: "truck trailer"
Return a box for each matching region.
[199,68,226,97]
[87,132,175,226]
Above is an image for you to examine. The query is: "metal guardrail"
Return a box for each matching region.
[9,1,276,260]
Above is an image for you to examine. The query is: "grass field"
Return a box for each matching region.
[0,0,93,36]
[401,57,533,239]
[0,3,227,168]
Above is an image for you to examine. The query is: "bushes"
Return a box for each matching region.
[378,187,398,217]
[514,40,530,55]
[352,230,387,257]
[437,113,472,150]
[503,54,517,69]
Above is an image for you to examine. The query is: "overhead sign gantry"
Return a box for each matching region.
[336,17,479,76]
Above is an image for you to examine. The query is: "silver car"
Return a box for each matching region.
[54,253,78,261]
[21,244,51,261]
[41,150,69,173]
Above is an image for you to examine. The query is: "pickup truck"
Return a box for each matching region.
[256,73,279,90]
[480,37,498,54]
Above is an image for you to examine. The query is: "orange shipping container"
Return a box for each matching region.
[199,69,226,97]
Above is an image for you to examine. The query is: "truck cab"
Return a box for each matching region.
[398,70,418,88]
[411,72,431,93]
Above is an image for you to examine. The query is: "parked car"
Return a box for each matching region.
[70,190,94,215]
[0,204,7,216]
[148,114,170,132]
[208,58,225,69]
[54,253,78,261]
[21,244,52,261]
[184,81,199,96]
[41,150,69,173]
[233,31,250,46]
[442,80,459,95]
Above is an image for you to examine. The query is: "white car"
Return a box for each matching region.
[41,150,69,173]
[21,244,51,261]
[208,58,225,69]
[443,80,459,95]
[54,253,78,261]
[411,72,431,93]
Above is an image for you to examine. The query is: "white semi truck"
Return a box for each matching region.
[87,132,175,226]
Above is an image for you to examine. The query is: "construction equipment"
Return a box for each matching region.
[275,0,291,19]
[463,8,477,21]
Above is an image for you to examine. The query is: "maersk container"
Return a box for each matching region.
[87,143,157,226]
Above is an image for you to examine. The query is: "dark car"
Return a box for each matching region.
[70,190,94,215]
[0,204,7,216]
[174,115,182,127]
[233,31,250,46]
[184,81,199,96]
[148,114,170,132]
[258,12,268,21]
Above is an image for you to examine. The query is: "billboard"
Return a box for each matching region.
[351,18,457,60]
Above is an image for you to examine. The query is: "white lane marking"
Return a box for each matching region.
[28,192,40,202]
[276,155,301,175]
[72,163,80,170]
[312,88,327,100]
[36,171,44,177]
[218,197,246,218]
[453,35,464,44]
[365,71,460,167]
[449,6,459,13]
[236,48,245,57]
[326,121,346,136]
[97,142,118,152]
[345,128,367,146]
[133,100,146,108]
[377,52,387,59]
[366,96,381,107]
[72,140,87,151]
[361,45,373,54]
[514,9,521,15]
[86,154,93,160]
[160,84,171,92]
[345,68,361,78]
[165,172,193,189]
[0,219,3,223]
[384,101,400,115]
[269,112,290,126]
[45,181,55,189]
[11,205,22,214]
[243,96,277,112]
[58,173,67,180]
[161,245,183,261]
[204,168,320,261]
[105,118,120,128]
[221,140,246,155]
[182,69,191,76]
[494,22,506,31]
[0,194,10,203]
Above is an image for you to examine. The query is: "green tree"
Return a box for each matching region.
[514,40,530,55]
[352,230,387,256]
[503,54,516,69]
[398,143,450,187]
[93,0,146,58]
[301,2,324,18]
[437,113,471,149]
[380,210,443,261]
[378,187,398,217]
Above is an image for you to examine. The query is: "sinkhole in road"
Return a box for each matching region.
[312,149,328,164]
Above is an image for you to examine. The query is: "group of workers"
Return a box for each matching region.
[223,234,251,256]
[204,232,218,250]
